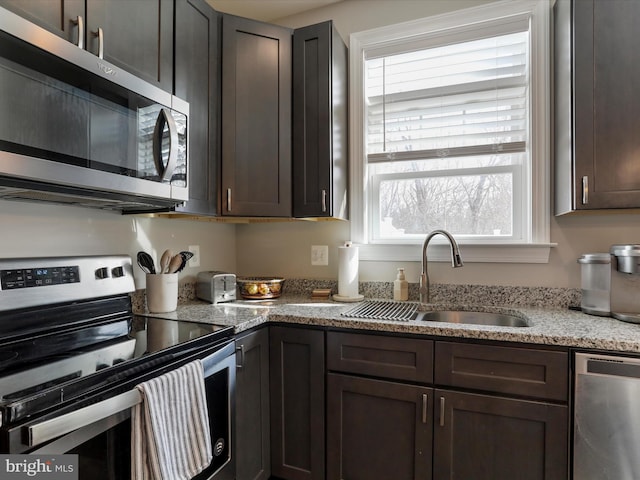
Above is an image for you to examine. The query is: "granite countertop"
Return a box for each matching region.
[137,294,640,354]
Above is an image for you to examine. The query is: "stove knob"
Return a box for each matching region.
[95,267,110,279]
[111,266,125,278]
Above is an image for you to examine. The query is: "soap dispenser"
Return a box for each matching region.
[393,268,409,301]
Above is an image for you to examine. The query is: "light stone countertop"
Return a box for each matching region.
[137,295,640,354]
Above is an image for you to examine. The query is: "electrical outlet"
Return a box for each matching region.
[188,245,201,267]
[311,245,329,266]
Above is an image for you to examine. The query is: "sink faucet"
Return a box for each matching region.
[419,229,464,303]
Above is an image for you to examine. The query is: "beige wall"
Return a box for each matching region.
[4,0,638,292]
[0,200,236,289]
[234,0,640,288]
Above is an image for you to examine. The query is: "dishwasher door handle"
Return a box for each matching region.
[575,352,640,377]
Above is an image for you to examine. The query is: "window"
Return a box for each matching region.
[349,0,553,263]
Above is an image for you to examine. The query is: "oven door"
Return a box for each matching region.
[17,342,235,480]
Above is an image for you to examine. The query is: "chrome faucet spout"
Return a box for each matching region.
[419,229,464,304]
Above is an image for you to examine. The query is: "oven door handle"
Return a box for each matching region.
[24,343,235,448]
[24,389,141,447]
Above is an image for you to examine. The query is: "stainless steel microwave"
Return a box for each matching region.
[0,6,189,212]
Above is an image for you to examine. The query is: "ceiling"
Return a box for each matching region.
[207,0,343,22]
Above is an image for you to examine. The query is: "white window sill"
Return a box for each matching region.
[357,242,556,263]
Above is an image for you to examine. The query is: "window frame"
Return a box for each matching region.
[348,0,554,263]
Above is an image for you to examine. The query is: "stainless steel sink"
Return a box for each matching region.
[414,310,529,327]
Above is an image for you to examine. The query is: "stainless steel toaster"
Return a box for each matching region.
[196,271,237,304]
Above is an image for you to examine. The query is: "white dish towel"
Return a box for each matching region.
[131,359,213,480]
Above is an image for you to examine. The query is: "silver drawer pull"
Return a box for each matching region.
[236,344,245,369]
[72,16,84,49]
[421,394,428,423]
[582,175,589,205]
[92,27,104,59]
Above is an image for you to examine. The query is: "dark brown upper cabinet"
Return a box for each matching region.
[173,0,220,216]
[0,0,84,43]
[292,21,348,219]
[555,0,640,214]
[1,0,174,92]
[221,15,292,217]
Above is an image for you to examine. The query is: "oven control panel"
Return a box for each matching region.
[0,255,135,310]
[1,265,80,289]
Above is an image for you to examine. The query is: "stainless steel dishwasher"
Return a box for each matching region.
[574,352,640,479]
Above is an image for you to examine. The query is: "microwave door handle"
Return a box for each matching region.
[152,108,179,182]
[24,389,142,448]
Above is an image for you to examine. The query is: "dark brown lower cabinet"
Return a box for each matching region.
[433,389,568,480]
[326,373,433,480]
[270,326,325,480]
[235,328,270,480]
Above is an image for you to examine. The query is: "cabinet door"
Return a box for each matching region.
[235,328,271,480]
[0,0,84,44]
[434,389,568,480]
[270,326,324,480]
[292,21,347,219]
[174,0,220,216]
[327,374,432,480]
[559,0,640,211]
[85,0,174,92]
[221,15,292,217]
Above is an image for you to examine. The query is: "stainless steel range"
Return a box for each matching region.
[0,255,235,480]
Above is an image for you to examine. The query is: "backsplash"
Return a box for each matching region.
[131,279,581,313]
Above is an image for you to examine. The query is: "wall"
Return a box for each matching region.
[0,199,236,289]
[4,0,638,292]
[234,0,640,289]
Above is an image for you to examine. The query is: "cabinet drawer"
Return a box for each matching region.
[327,332,433,383]
[435,342,568,402]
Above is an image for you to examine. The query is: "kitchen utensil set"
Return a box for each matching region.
[136,250,194,274]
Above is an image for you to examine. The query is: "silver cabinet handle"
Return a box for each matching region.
[152,108,179,182]
[227,188,232,212]
[236,345,245,369]
[439,396,445,427]
[72,16,84,49]
[321,189,327,213]
[421,394,428,423]
[92,26,104,59]
[582,175,589,205]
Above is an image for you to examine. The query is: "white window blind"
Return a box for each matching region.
[349,0,553,263]
[365,30,529,163]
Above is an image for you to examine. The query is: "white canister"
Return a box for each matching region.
[146,273,179,313]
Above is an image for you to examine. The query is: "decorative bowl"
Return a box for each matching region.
[237,277,285,299]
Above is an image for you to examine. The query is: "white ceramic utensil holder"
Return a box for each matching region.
[146,273,178,313]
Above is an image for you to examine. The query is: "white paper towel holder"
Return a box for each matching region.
[333,241,364,302]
